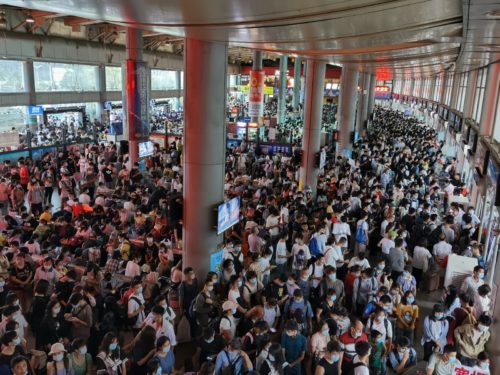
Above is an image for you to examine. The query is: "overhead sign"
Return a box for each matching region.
[374,86,392,99]
[28,106,44,116]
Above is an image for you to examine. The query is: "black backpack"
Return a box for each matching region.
[126,296,143,326]
[428,224,443,248]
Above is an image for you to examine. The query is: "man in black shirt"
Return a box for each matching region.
[195,327,225,369]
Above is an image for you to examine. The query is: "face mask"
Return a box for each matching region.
[161,303,168,311]
[79,347,87,355]
[377,337,384,344]
[435,313,444,320]
[332,354,340,363]
[0,281,4,288]
[268,354,275,362]
[135,287,143,294]
[286,331,296,338]
[479,273,485,280]
[448,357,457,364]
[478,324,489,333]
[250,278,257,284]
[407,297,415,304]
[331,295,337,302]
[109,343,118,351]
[329,274,336,280]
[238,280,243,287]
[231,308,237,315]
[163,346,170,353]
[377,264,385,270]
[207,286,214,292]
[45,266,53,272]
[287,280,294,285]
[14,337,20,346]
[322,329,330,336]
[354,331,362,338]
[53,353,64,362]
[301,276,309,281]
[53,307,61,315]
[480,362,489,370]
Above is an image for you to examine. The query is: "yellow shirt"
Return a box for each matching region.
[39,211,52,222]
[396,303,419,329]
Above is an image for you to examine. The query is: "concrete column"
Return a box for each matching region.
[23,59,37,133]
[439,73,448,104]
[338,68,359,152]
[367,73,376,117]
[183,39,227,279]
[123,27,149,164]
[356,72,371,135]
[250,50,263,125]
[416,78,423,99]
[278,55,288,124]
[96,63,105,123]
[23,59,36,106]
[449,73,460,110]
[300,61,325,196]
[479,63,500,137]
[175,70,182,110]
[463,70,478,118]
[293,58,302,110]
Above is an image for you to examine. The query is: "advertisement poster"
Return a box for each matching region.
[210,248,224,273]
[248,70,265,117]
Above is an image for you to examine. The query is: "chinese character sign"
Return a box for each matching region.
[454,365,486,375]
[248,70,265,117]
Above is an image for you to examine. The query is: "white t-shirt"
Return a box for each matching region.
[308,263,325,288]
[324,245,342,267]
[291,244,311,269]
[125,261,141,278]
[219,315,237,338]
[379,238,395,255]
[352,356,370,375]
[332,222,351,241]
[276,241,289,265]
[263,305,281,328]
[128,293,146,328]
[266,215,280,237]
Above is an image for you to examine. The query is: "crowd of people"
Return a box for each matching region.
[0,106,493,375]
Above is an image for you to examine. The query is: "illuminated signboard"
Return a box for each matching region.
[375,86,392,99]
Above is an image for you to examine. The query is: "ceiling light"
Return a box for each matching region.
[486,10,500,19]
[0,12,7,28]
[25,12,35,24]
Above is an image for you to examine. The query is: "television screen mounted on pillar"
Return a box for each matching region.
[217,196,241,235]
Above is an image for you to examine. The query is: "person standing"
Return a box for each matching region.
[281,320,307,375]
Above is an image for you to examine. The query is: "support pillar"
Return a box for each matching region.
[449,73,460,110]
[356,72,371,135]
[183,39,227,279]
[250,50,263,125]
[123,28,150,165]
[293,58,302,110]
[367,73,376,118]
[23,59,37,131]
[479,63,499,137]
[338,68,359,153]
[278,55,288,124]
[429,77,437,103]
[96,63,105,124]
[409,78,415,99]
[299,61,326,196]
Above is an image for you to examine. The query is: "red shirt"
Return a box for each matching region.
[19,166,29,185]
[339,331,368,361]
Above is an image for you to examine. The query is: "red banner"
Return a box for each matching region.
[248,70,265,117]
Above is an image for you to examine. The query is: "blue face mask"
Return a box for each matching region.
[331,295,337,302]
[109,343,118,351]
[331,354,340,363]
[377,338,384,344]
[407,297,415,304]
[448,357,457,364]
[435,313,444,320]
[480,362,489,370]
[329,274,336,280]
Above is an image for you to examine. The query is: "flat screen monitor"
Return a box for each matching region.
[217,196,241,235]
[138,141,154,158]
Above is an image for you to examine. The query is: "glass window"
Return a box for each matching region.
[151,69,177,91]
[413,79,421,97]
[393,79,402,94]
[472,67,488,123]
[444,74,454,106]
[0,106,27,132]
[105,66,122,91]
[456,72,468,113]
[180,71,184,90]
[0,60,25,93]
[34,62,98,92]
[433,74,443,102]
[493,91,500,143]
